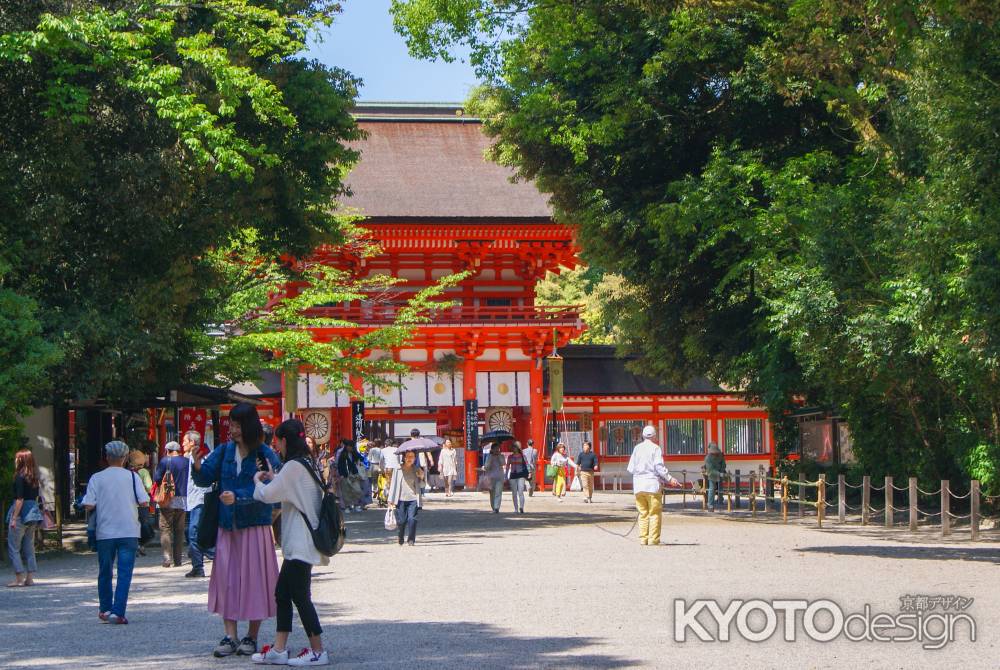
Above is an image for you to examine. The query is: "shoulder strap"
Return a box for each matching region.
[295,457,327,492]
[131,471,140,504]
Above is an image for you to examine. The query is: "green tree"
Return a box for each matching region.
[0,1,361,404]
[393,0,1000,487]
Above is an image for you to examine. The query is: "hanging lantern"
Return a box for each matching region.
[547,354,564,412]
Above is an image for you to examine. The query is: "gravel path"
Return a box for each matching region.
[2,490,997,669]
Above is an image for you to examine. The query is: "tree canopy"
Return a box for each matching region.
[1,1,366,410]
[393,0,1000,487]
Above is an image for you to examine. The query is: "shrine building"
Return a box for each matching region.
[289,102,776,488]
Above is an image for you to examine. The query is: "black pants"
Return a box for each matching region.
[275,559,322,637]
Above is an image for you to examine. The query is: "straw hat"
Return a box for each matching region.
[128,449,148,468]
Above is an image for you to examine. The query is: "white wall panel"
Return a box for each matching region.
[428,373,457,406]
[400,373,429,407]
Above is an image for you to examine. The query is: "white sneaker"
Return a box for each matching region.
[251,645,289,665]
[288,649,329,666]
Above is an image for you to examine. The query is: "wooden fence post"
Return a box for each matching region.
[682,471,688,509]
[862,475,871,525]
[817,474,826,528]
[838,474,846,523]
[798,473,806,518]
[885,476,893,528]
[941,480,950,537]
[781,476,788,523]
[763,470,770,513]
[727,473,733,512]
[735,469,742,510]
[971,480,981,541]
[908,477,918,532]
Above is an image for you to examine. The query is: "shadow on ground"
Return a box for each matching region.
[794,544,1000,564]
[0,561,636,669]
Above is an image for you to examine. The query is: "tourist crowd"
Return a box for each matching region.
[9,404,697,664]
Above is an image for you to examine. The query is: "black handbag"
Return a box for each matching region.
[132,472,155,544]
[86,510,98,551]
[197,455,223,550]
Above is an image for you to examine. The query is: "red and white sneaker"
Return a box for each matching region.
[98,611,111,623]
[251,644,289,665]
[108,614,128,625]
[288,648,329,666]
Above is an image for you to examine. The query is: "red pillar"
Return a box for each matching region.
[530,357,546,492]
[463,356,479,489]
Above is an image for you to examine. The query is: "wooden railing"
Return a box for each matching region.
[304,303,583,325]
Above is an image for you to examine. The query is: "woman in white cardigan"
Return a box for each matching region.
[251,419,330,667]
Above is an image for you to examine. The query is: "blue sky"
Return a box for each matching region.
[305,0,479,102]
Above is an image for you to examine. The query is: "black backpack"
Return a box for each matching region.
[294,457,346,557]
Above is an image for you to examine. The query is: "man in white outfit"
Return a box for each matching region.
[626,425,679,546]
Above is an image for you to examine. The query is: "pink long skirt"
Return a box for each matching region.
[208,526,278,621]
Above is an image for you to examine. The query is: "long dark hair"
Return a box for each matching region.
[14,449,39,488]
[229,402,263,448]
[275,419,309,462]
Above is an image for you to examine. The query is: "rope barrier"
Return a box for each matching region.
[891,483,909,491]
[950,490,973,499]
[843,481,863,489]
[869,483,886,491]
[916,486,942,496]
[946,511,972,520]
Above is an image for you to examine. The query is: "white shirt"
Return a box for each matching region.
[82,466,150,541]
[380,446,399,470]
[627,439,670,494]
[186,454,212,511]
[253,460,328,566]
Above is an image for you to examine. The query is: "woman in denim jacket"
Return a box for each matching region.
[192,403,282,658]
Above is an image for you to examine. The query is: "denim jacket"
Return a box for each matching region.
[5,498,41,525]
[192,441,281,530]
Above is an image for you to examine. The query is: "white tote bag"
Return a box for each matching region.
[384,507,397,531]
[570,475,583,492]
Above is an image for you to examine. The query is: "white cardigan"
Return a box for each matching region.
[253,459,328,566]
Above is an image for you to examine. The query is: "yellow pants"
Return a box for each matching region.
[635,492,662,545]
[554,471,566,497]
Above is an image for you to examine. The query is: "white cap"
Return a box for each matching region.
[642,425,656,439]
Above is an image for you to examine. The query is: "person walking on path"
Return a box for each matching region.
[128,450,153,557]
[335,439,365,512]
[626,425,679,546]
[184,430,214,578]
[505,441,530,514]
[379,439,400,500]
[549,443,578,501]
[577,442,599,503]
[522,440,538,497]
[438,439,458,496]
[703,443,727,512]
[482,443,506,513]
[388,451,425,545]
[7,449,43,587]
[191,402,282,658]
[82,440,150,624]
[153,441,190,568]
[251,419,330,667]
